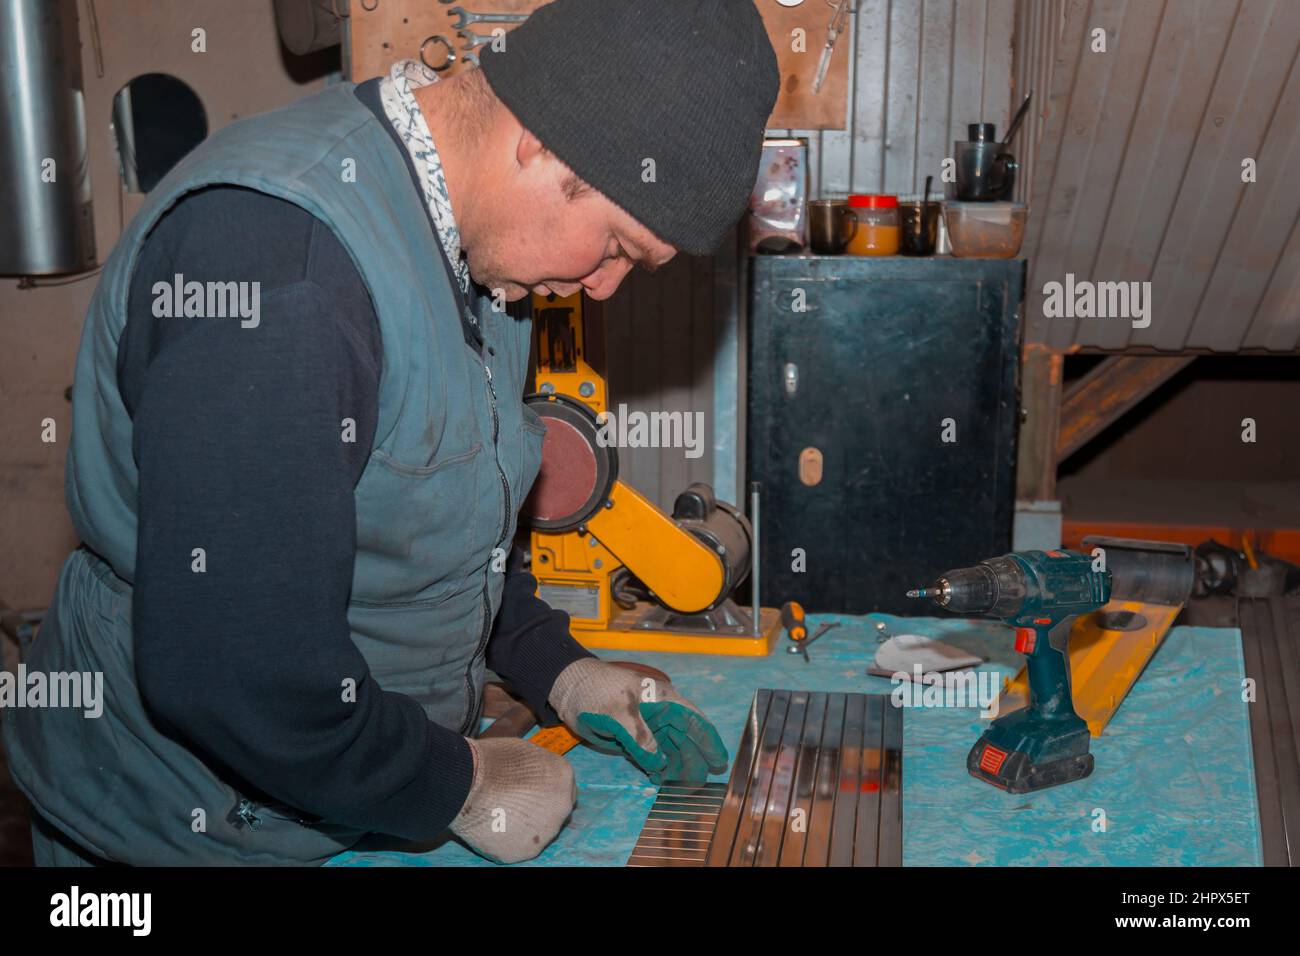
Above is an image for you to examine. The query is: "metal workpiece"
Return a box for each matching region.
[1236,596,1300,867]
[707,690,902,867]
[626,784,726,867]
[626,690,902,867]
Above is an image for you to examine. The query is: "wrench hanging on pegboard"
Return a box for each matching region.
[349,0,545,81]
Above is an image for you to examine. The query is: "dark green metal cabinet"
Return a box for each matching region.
[747,256,1026,615]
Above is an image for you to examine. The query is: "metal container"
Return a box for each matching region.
[748,256,1025,614]
[0,0,96,276]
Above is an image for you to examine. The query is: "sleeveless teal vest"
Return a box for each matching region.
[2,84,545,864]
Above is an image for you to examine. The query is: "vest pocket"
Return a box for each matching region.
[353,440,494,605]
[370,441,483,478]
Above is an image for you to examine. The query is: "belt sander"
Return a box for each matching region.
[520,292,780,655]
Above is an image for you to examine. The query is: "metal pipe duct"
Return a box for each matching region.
[0,0,96,276]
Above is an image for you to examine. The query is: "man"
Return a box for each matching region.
[4,0,778,865]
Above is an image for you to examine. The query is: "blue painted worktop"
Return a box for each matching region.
[330,614,1260,867]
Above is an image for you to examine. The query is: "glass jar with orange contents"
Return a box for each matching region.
[845,194,899,255]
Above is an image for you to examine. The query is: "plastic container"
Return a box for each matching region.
[943,201,1027,258]
[747,138,809,253]
[846,194,899,255]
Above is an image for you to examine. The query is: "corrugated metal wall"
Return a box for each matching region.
[599,252,725,509]
[1022,0,1300,351]
[605,0,1020,508]
[1012,0,1068,206]
[779,0,1017,197]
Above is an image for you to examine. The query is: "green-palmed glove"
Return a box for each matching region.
[548,659,729,785]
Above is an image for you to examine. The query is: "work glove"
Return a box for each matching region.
[548,658,729,785]
[448,737,576,864]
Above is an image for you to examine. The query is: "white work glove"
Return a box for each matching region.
[548,658,729,785]
[448,737,576,864]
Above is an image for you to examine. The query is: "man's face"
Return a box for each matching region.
[465,130,677,302]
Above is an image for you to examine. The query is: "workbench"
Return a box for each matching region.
[329,613,1260,866]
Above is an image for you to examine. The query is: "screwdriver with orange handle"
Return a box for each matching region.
[781,600,808,643]
[782,601,842,662]
[782,601,811,662]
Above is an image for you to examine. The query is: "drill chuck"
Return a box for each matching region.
[908,557,1028,616]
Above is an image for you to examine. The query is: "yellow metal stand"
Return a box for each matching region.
[570,604,782,657]
[528,290,778,657]
[994,598,1182,736]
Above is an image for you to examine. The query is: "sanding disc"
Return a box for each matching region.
[520,394,618,532]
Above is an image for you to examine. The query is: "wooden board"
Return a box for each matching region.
[350,0,847,129]
[757,0,851,130]
[1023,0,1300,352]
[350,0,543,82]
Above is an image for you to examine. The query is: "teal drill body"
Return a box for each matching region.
[909,550,1112,793]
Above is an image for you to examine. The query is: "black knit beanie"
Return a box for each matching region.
[478,0,779,256]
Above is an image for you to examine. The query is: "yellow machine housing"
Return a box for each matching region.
[524,292,779,655]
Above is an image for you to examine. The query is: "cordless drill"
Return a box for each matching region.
[908,550,1111,793]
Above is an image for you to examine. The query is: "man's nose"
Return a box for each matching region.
[583,258,634,301]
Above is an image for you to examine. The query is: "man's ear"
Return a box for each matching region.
[514,127,548,170]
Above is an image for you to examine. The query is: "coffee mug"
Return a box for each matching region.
[809,199,859,254]
[899,200,941,256]
[954,140,1018,201]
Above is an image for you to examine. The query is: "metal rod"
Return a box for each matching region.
[750,481,761,637]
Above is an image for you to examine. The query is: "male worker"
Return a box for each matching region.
[3,0,779,865]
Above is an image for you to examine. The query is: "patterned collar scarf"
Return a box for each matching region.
[378,59,473,300]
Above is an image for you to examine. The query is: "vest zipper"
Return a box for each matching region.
[460,360,511,735]
[227,795,317,831]
[228,798,262,832]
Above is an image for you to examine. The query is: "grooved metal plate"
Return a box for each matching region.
[1237,597,1300,867]
[628,690,903,867]
[626,784,726,868]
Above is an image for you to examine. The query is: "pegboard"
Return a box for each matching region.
[348,0,849,129]
[757,0,850,129]
[350,0,544,81]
